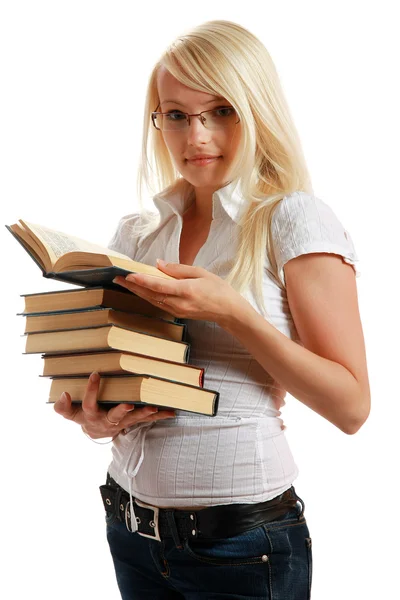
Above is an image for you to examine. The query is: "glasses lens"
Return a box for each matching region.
[157,111,188,131]
[153,107,239,131]
[202,107,238,130]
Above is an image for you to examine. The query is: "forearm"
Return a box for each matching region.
[218,299,367,434]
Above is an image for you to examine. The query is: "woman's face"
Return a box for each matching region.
[156,66,242,195]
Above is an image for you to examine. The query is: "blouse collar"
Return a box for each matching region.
[151,177,247,224]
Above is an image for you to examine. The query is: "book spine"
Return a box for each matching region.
[211,392,219,416]
[180,322,188,342]
[183,343,190,363]
[199,368,204,387]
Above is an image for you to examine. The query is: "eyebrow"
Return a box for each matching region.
[160,96,227,107]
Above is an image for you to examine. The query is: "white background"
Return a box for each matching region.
[1,1,398,598]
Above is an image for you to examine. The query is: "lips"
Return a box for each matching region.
[186,156,222,165]
[186,156,222,167]
[187,155,221,160]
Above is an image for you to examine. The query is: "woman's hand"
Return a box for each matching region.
[53,372,176,439]
[112,259,248,325]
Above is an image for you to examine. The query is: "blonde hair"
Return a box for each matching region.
[136,19,314,316]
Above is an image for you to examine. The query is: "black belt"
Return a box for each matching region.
[100,473,304,544]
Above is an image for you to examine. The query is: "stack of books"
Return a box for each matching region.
[7,219,220,416]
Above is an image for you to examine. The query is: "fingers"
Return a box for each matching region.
[53,391,81,423]
[82,372,101,422]
[54,371,103,429]
[105,403,136,425]
[141,409,176,422]
[117,406,176,429]
[156,260,206,279]
[123,274,179,297]
[53,372,176,440]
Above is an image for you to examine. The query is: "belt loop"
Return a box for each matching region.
[293,488,305,520]
[114,487,123,521]
[165,511,183,551]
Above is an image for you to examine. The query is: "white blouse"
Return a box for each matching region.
[106,178,360,510]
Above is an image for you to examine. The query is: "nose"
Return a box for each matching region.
[186,115,213,145]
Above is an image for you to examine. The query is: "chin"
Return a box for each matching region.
[183,161,227,181]
[186,175,224,188]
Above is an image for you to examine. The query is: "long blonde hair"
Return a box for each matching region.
[136,20,314,315]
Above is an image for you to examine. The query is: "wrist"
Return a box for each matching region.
[216,293,255,332]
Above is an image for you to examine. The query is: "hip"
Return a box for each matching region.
[104,482,313,599]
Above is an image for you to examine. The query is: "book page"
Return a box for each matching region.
[21,220,132,268]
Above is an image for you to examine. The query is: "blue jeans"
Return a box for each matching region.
[105,492,312,599]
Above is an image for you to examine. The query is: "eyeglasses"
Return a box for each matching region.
[151,104,240,131]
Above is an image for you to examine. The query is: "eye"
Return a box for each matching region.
[165,110,186,121]
[213,107,235,117]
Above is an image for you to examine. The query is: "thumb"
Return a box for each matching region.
[156,259,204,279]
[54,391,74,418]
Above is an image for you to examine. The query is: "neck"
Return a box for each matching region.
[185,186,215,222]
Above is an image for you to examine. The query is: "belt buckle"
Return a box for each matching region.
[133,498,161,542]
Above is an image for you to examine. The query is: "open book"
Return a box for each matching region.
[6,219,171,288]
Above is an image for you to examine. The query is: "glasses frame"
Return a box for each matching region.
[151,103,240,131]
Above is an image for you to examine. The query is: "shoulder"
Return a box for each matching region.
[108,210,159,258]
[272,190,341,238]
[270,190,360,288]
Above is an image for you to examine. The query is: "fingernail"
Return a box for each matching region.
[90,372,100,383]
[112,277,120,284]
[60,392,67,403]
[156,258,166,267]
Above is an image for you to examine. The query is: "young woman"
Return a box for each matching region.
[54,19,370,599]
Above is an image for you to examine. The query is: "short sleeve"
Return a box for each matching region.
[107,213,142,260]
[271,191,361,288]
